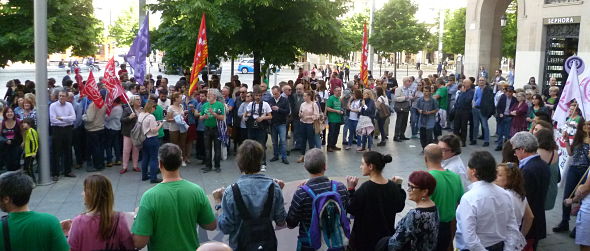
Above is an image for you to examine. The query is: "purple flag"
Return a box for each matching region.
[126,16,150,85]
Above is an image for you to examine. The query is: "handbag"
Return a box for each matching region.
[393,100,410,113]
[312,103,326,134]
[376,96,391,119]
[569,166,590,216]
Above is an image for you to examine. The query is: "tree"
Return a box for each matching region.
[502,2,517,59]
[150,0,350,83]
[108,8,138,47]
[0,0,103,67]
[370,0,429,55]
[340,12,370,54]
[442,8,466,55]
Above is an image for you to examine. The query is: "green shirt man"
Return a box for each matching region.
[153,105,165,138]
[0,211,69,251]
[434,86,448,110]
[429,169,464,222]
[326,88,344,124]
[200,101,225,128]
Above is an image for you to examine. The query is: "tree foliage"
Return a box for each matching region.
[502,3,517,59]
[442,8,466,55]
[340,12,369,54]
[370,0,429,54]
[108,8,138,47]
[0,0,103,67]
[150,0,350,82]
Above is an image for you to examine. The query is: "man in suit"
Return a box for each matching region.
[510,132,550,250]
[453,79,474,147]
[471,77,495,146]
[269,86,291,164]
[495,86,517,151]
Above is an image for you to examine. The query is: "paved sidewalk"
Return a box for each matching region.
[28,125,578,250]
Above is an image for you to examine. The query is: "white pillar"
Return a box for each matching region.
[34,0,51,184]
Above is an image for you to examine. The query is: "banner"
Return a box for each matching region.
[126,16,150,86]
[82,71,104,109]
[360,23,369,87]
[104,57,129,115]
[188,13,209,96]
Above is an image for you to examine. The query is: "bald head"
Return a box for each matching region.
[424,144,443,164]
[196,242,232,251]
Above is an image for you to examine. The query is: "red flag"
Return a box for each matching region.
[360,23,369,87]
[82,71,104,109]
[188,13,209,96]
[104,57,129,115]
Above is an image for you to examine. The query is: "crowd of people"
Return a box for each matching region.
[0,64,589,251]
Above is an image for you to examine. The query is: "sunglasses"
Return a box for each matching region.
[407,184,421,192]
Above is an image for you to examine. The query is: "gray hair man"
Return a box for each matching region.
[510,131,550,246]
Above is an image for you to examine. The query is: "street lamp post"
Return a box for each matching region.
[34,0,51,185]
[500,15,507,27]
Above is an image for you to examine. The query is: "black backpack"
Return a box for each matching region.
[232,183,277,251]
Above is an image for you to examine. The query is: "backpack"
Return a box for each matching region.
[376,96,391,119]
[301,181,351,251]
[130,114,149,149]
[233,183,277,251]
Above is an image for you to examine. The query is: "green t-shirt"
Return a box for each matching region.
[200,101,225,128]
[153,105,164,138]
[132,179,216,251]
[428,169,464,222]
[0,211,69,251]
[434,86,448,110]
[326,95,343,123]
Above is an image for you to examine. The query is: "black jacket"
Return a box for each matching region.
[268,96,290,125]
[479,86,495,118]
[495,94,517,116]
[521,156,551,240]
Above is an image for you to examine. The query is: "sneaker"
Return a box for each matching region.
[344,145,351,150]
[182,161,187,167]
[215,167,221,173]
[203,168,213,173]
[553,222,569,233]
[269,157,279,162]
[333,146,342,151]
[282,159,289,164]
[482,142,489,147]
[261,165,267,172]
[377,142,386,147]
[106,162,114,167]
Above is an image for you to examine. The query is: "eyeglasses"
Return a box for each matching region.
[440,147,452,153]
[407,184,420,192]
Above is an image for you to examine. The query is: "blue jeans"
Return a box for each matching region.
[342,115,350,143]
[300,123,320,155]
[105,128,122,163]
[358,133,373,149]
[294,120,304,150]
[497,116,512,147]
[472,107,489,143]
[271,124,287,160]
[347,119,358,147]
[141,136,160,182]
[410,108,420,136]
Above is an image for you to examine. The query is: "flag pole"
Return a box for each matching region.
[572,61,586,119]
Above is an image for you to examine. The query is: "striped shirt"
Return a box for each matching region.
[286,176,349,248]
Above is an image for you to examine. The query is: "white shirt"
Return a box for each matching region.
[348,100,362,121]
[158,98,171,130]
[442,155,471,191]
[245,101,272,119]
[507,189,527,226]
[455,181,526,251]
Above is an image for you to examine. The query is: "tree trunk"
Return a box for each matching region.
[393,52,397,79]
[253,50,261,86]
[230,57,234,79]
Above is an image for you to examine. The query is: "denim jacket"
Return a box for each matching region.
[218,174,287,250]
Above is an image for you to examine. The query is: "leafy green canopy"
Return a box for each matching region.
[370,0,429,54]
[108,8,138,47]
[442,8,466,55]
[0,0,103,67]
[150,0,350,74]
[340,12,369,54]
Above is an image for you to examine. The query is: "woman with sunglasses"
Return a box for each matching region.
[378,171,439,251]
[495,163,534,236]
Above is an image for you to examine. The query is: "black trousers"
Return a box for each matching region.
[328,123,341,147]
[87,129,105,170]
[72,126,86,165]
[24,156,36,183]
[196,130,205,159]
[419,127,434,148]
[51,126,73,176]
[394,111,409,138]
[453,111,471,144]
[436,221,451,251]
[3,143,22,171]
[204,127,221,168]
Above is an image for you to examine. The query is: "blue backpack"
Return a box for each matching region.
[300,181,351,251]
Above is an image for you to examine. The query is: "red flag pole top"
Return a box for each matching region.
[360,23,369,87]
[83,71,105,109]
[189,13,209,96]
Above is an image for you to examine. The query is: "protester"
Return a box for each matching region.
[409,80,424,139]
[495,86,517,151]
[346,151,405,251]
[297,90,321,163]
[83,91,107,171]
[374,86,389,146]
[495,163,535,236]
[104,97,123,167]
[200,89,226,173]
[438,134,470,190]
[15,95,37,126]
[326,87,344,151]
[0,171,69,250]
[433,78,448,140]
[67,174,134,251]
[380,171,439,251]
[1,107,22,171]
[555,119,590,235]
[286,148,350,250]
[120,95,141,173]
[453,79,474,146]
[415,86,439,151]
[167,92,189,166]
[393,77,413,142]
[21,118,38,182]
[345,89,362,150]
[49,90,76,180]
[509,92,529,136]
[534,128,560,211]
[423,144,463,251]
[138,100,164,183]
[357,89,376,152]
[455,151,526,251]
[132,143,217,250]
[268,86,290,164]
[563,166,590,250]
[245,88,272,170]
[213,140,287,250]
